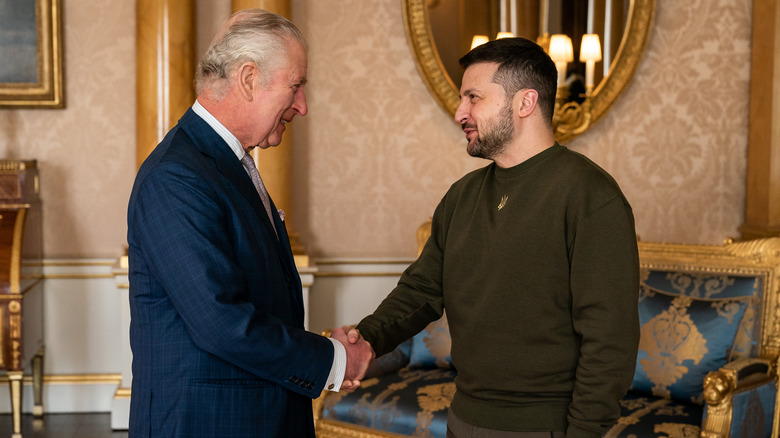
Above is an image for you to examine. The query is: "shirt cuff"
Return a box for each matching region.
[325,337,346,392]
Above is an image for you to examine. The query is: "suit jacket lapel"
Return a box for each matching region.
[267,196,305,322]
[178,109,299,281]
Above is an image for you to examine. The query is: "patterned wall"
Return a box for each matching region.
[0,0,752,259]
[572,0,752,246]
[0,1,136,258]
[292,0,752,257]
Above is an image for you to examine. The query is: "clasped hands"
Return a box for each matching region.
[330,326,375,392]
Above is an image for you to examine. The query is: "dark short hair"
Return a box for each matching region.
[459,37,557,123]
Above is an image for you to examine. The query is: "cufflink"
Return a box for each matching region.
[328,384,335,390]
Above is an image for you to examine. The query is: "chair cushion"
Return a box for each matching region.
[605,391,702,438]
[408,314,454,370]
[642,270,762,359]
[321,367,457,438]
[632,285,752,403]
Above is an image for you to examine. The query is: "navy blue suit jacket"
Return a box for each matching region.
[127,109,332,437]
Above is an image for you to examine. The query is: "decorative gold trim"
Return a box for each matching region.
[401,0,458,117]
[603,398,671,437]
[0,0,65,108]
[9,209,26,294]
[0,161,37,171]
[401,0,656,143]
[114,387,132,398]
[0,373,122,385]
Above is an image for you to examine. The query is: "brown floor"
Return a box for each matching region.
[0,413,127,438]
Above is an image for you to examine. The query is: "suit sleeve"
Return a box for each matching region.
[129,159,333,398]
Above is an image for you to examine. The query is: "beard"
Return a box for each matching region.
[466,102,514,160]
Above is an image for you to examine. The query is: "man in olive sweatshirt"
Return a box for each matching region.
[338,37,639,437]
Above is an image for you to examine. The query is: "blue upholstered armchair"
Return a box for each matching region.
[606,239,780,438]
[313,229,780,438]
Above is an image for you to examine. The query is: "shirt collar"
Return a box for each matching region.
[192,100,247,161]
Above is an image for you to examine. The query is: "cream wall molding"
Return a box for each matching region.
[315,272,407,278]
[43,274,114,280]
[315,259,414,267]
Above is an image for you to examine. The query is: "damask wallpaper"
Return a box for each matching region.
[0,1,136,258]
[292,0,752,257]
[0,0,752,259]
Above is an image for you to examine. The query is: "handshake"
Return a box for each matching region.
[330,327,375,392]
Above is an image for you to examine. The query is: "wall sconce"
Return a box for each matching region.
[548,34,573,91]
[551,33,601,138]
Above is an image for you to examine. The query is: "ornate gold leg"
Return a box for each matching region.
[32,348,44,418]
[8,370,23,438]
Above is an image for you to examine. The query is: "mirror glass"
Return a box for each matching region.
[403,0,655,142]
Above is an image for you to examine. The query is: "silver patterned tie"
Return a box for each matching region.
[241,153,278,236]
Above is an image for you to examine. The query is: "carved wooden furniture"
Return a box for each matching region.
[313,221,780,438]
[0,160,44,438]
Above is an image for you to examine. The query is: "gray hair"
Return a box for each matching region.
[195,9,307,98]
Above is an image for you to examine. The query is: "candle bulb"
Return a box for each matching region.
[548,35,573,88]
[471,35,489,49]
[585,60,596,89]
[579,34,602,94]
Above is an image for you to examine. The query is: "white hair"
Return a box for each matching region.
[194,9,307,98]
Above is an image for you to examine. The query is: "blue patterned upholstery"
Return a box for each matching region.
[321,367,456,438]
[604,392,703,437]
[632,285,753,403]
[606,267,772,437]
[408,315,453,370]
[720,380,776,438]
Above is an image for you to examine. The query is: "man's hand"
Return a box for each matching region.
[331,326,375,392]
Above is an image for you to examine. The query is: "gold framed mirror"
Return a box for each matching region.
[402,0,655,143]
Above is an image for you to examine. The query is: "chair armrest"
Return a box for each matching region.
[701,357,775,438]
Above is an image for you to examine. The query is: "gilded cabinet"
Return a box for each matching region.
[0,161,44,438]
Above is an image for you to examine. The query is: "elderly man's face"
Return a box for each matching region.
[249,40,308,150]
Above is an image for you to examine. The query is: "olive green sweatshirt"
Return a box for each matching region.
[356,144,640,438]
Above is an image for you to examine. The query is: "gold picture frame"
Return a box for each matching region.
[0,0,64,109]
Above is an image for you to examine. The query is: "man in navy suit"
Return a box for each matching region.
[127,9,373,437]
